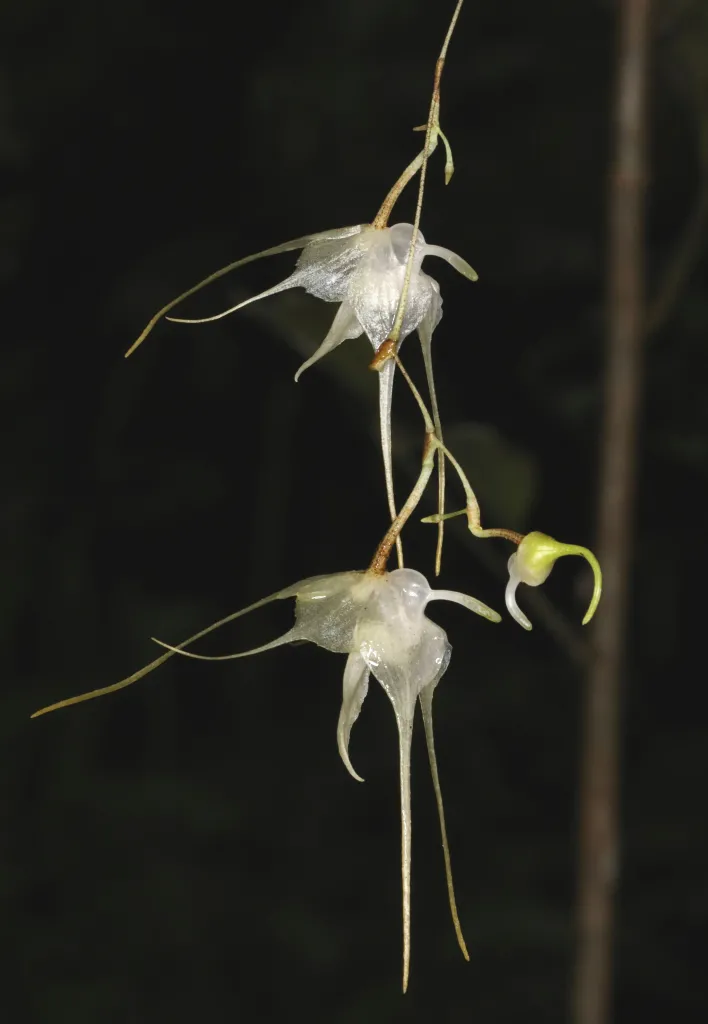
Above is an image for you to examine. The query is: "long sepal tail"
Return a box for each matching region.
[31,587,297,718]
[418,685,469,960]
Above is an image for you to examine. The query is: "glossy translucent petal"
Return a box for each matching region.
[350,225,435,350]
[293,226,368,302]
[424,244,478,281]
[294,301,362,381]
[292,571,371,653]
[429,588,502,623]
[353,568,451,995]
[168,271,304,324]
[125,227,364,357]
[337,652,370,782]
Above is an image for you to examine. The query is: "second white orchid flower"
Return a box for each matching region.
[33,565,500,992]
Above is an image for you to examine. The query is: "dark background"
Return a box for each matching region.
[2,1,706,1020]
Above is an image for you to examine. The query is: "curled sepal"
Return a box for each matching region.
[125,226,363,356]
[337,653,370,782]
[505,531,603,631]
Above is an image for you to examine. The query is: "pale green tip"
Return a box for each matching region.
[438,126,455,185]
[572,546,603,625]
[421,509,466,524]
[550,541,603,625]
[518,532,603,626]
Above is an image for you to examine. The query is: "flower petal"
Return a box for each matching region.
[359,624,420,995]
[292,570,373,653]
[428,589,502,623]
[126,226,363,356]
[168,227,369,325]
[150,628,301,660]
[293,301,363,381]
[294,226,368,302]
[168,271,304,324]
[350,226,435,349]
[357,578,450,995]
[337,653,370,782]
[424,245,478,281]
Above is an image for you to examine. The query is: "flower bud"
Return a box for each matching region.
[505,531,602,630]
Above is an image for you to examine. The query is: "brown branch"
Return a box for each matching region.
[573,3,650,1024]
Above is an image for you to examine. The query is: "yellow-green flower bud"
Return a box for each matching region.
[505,531,602,631]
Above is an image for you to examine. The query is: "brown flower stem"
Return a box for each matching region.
[381,350,524,562]
[573,2,649,1023]
[372,0,464,231]
[369,431,437,574]
[393,353,435,433]
[372,149,429,231]
[436,441,524,544]
[370,2,465,579]
[384,0,464,348]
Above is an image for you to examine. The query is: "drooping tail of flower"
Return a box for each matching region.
[419,683,470,961]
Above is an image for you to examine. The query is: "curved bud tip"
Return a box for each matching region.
[505,556,533,631]
[514,531,603,626]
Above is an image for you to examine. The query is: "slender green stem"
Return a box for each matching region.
[371,0,465,232]
[438,443,524,544]
[369,431,437,573]
[394,355,435,433]
[372,150,428,231]
[387,0,464,344]
[378,0,465,576]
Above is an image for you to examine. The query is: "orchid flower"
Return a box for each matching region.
[505,531,603,631]
[32,566,500,991]
[125,223,477,564]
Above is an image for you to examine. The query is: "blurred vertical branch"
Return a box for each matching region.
[573,3,650,1024]
[573,2,651,1024]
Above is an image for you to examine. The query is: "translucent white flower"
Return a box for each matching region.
[165,222,475,373]
[34,566,495,988]
[148,566,498,991]
[153,223,477,538]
